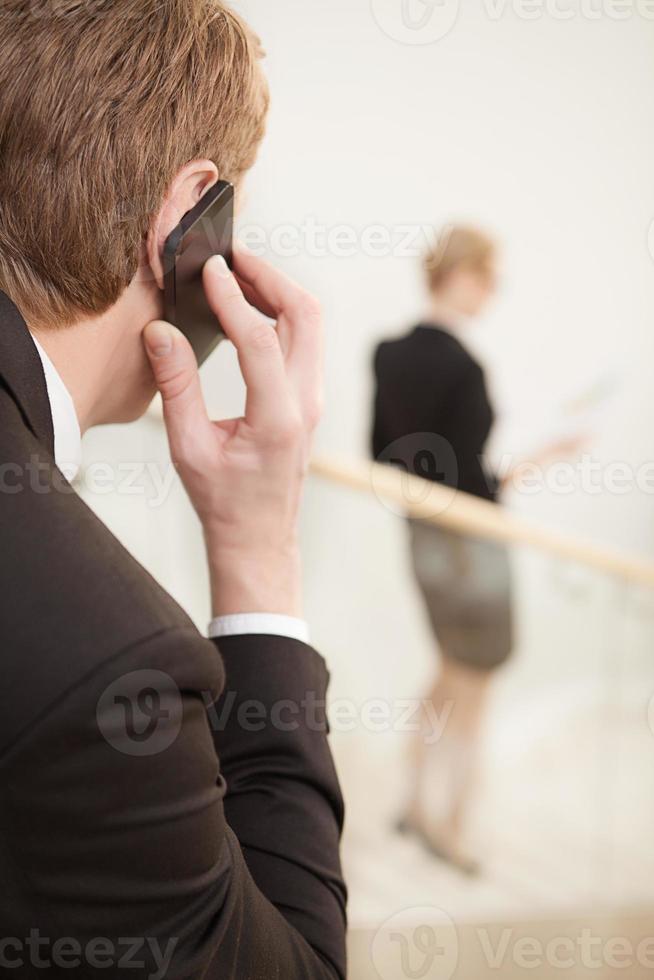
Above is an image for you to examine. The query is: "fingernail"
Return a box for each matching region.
[208,254,232,278]
[144,320,174,357]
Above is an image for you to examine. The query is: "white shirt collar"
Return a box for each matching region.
[31,336,82,481]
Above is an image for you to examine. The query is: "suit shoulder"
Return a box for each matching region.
[0,394,202,755]
[1,621,223,762]
[424,330,483,380]
[372,331,416,372]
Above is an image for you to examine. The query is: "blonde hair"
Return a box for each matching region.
[0,0,269,327]
[424,225,497,293]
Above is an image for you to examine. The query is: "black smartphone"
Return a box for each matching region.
[163,180,234,365]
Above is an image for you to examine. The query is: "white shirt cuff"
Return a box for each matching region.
[208,613,310,645]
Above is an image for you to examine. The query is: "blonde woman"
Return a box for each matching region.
[372,227,516,873]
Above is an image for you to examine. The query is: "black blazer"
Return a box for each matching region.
[0,292,347,979]
[372,323,498,502]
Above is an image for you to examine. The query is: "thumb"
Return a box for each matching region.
[143,320,211,445]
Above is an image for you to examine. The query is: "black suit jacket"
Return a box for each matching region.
[0,293,347,979]
[372,323,498,502]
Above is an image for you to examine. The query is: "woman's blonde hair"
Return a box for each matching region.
[424,225,497,293]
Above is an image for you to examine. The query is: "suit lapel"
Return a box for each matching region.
[0,291,55,455]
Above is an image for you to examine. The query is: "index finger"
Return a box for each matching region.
[203,256,292,431]
[232,246,317,324]
[232,246,323,390]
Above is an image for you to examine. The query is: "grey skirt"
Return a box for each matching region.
[409,520,514,671]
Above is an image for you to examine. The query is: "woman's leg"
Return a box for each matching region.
[404,655,494,868]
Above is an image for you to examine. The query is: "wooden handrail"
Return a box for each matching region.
[310,454,654,590]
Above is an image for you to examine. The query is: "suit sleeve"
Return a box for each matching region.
[2,626,347,980]
[371,343,387,461]
[211,635,347,974]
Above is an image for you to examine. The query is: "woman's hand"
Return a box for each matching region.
[501,433,589,492]
[143,248,323,618]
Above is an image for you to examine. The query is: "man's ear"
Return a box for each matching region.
[146,160,219,290]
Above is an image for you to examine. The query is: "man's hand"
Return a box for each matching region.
[143,248,323,619]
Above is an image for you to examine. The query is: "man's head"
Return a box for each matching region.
[0,0,268,424]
